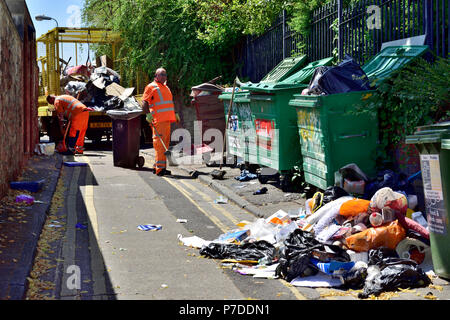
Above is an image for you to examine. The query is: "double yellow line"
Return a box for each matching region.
[162,175,307,300]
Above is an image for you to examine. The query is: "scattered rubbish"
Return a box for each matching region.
[48,224,63,228]
[216,229,250,244]
[211,170,226,180]
[64,162,88,167]
[138,224,162,231]
[34,143,55,156]
[187,180,433,298]
[369,212,383,227]
[411,211,428,228]
[235,170,257,182]
[200,240,275,262]
[176,219,188,223]
[290,273,343,288]
[266,210,291,226]
[76,223,88,230]
[358,248,431,299]
[234,263,279,279]
[214,196,228,204]
[15,194,35,205]
[161,284,168,289]
[10,179,45,193]
[253,187,268,195]
[178,234,211,248]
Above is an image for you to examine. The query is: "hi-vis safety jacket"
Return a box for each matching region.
[142,81,176,123]
[54,95,89,120]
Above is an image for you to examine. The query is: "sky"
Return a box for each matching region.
[25,0,94,65]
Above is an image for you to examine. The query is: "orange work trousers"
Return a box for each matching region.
[151,121,171,174]
[69,111,89,149]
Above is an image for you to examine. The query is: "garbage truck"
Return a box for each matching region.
[37,27,151,144]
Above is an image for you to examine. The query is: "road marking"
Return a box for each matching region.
[165,177,308,301]
[177,179,240,225]
[163,177,230,233]
[79,156,99,239]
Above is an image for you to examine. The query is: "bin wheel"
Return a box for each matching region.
[258,175,269,184]
[137,156,145,169]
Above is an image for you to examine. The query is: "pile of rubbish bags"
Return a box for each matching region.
[302,55,372,96]
[179,184,433,299]
[60,59,141,114]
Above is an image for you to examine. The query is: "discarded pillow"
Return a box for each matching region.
[345,220,406,252]
[339,199,370,217]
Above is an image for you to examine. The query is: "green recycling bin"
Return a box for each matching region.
[241,57,334,173]
[219,55,308,162]
[406,122,450,279]
[289,45,429,190]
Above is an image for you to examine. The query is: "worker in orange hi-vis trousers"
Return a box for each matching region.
[141,68,180,176]
[47,94,93,155]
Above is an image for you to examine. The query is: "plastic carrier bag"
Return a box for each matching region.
[345,220,406,252]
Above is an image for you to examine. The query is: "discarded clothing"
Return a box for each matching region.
[235,170,257,182]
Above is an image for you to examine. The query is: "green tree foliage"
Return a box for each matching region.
[81,0,287,97]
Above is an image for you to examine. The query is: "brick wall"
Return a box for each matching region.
[0,0,38,198]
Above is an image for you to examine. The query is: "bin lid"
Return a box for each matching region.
[405,121,450,145]
[191,82,224,93]
[241,57,334,92]
[414,121,450,135]
[362,45,428,86]
[260,55,308,83]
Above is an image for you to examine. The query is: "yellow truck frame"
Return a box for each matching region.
[37,27,133,143]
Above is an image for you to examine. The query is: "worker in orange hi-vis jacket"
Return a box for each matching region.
[141,68,180,176]
[47,94,93,155]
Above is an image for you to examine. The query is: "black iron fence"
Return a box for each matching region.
[240,0,449,82]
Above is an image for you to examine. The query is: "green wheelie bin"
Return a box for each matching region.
[406,122,450,279]
[240,57,334,179]
[219,55,308,163]
[289,45,429,190]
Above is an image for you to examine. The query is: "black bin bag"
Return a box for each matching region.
[308,55,373,95]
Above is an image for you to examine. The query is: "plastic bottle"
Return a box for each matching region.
[369,212,383,227]
[412,211,428,228]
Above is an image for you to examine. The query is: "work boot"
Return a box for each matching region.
[75,146,84,155]
[156,169,171,177]
[61,147,76,156]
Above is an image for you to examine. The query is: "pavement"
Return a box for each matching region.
[2,143,450,300]
[0,152,62,300]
